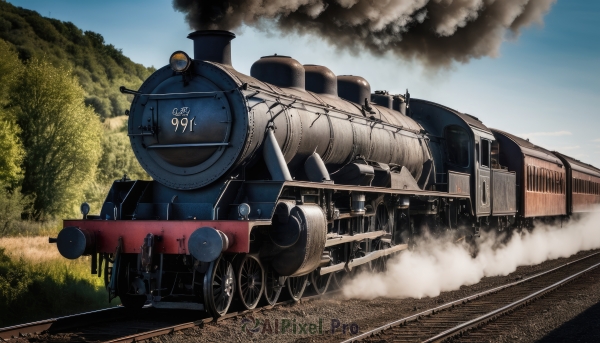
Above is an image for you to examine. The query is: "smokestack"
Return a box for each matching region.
[187,30,235,66]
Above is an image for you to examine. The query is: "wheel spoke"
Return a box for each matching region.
[287,275,307,300]
[204,257,234,318]
[263,265,282,305]
[236,255,264,310]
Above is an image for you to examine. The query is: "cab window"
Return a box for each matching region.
[444,126,470,168]
[481,139,491,168]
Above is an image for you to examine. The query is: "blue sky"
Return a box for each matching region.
[7,0,600,167]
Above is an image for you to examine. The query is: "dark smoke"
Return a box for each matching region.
[173,0,556,67]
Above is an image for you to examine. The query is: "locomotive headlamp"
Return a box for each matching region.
[238,203,251,220]
[170,51,191,72]
[80,202,90,219]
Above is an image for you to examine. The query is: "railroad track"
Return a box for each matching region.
[0,289,339,342]
[0,306,201,342]
[342,251,600,343]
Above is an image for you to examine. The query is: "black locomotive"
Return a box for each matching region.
[52,30,600,317]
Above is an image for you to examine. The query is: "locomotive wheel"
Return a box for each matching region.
[310,269,332,295]
[331,271,346,290]
[236,255,264,310]
[371,202,391,272]
[117,256,146,309]
[203,256,235,318]
[119,293,147,309]
[264,266,283,306]
[330,248,348,290]
[370,241,388,273]
[287,275,308,301]
[374,202,391,233]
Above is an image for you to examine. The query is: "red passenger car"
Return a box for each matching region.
[553,152,600,214]
[491,129,566,219]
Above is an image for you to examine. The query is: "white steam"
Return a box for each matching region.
[343,212,600,300]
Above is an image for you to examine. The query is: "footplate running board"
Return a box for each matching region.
[319,243,408,275]
[325,230,386,247]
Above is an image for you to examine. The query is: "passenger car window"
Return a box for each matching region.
[444,126,470,168]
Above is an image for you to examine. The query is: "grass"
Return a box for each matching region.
[1,219,63,238]
[0,235,112,327]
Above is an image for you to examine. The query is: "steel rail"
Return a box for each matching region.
[0,307,122,340]
[341,251,600,343]
[423,261,600,343]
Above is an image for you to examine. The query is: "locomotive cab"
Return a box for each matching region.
[409,99,517,231]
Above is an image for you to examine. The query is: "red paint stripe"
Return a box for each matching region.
[63,220,255,254]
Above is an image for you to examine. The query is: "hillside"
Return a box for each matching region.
[0,1,154,119]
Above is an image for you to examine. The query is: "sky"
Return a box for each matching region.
[7,0,600,167]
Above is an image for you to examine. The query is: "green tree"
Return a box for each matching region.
[0,39,24,186]
[0,119,23,185]
[0,184,31,235]
[84,119,150,214]
[0,39,21,100]
[11,59,102,219]
[96,128,148,185]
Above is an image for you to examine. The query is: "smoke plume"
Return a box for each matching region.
[172,0,556,67]
[342,212,600,300]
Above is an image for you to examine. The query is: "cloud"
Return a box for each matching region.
[517,131,572,138]
[593,138,600,142]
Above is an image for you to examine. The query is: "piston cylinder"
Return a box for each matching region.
[268,204,327,276]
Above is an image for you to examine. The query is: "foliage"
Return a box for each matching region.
[0,184,32,236]
[11,59,103,220]
[0,117,24,185]
[85,117,150,213]
[0,1,155,119]
[0,39,24,185]
[0,4,153,221]
[97,120,149,185]
[0,38,22,102]
[0,246,108,326]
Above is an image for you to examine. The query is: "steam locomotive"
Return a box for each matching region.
[51,30,600,317]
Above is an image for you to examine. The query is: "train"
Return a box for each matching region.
[51,30,600,317]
